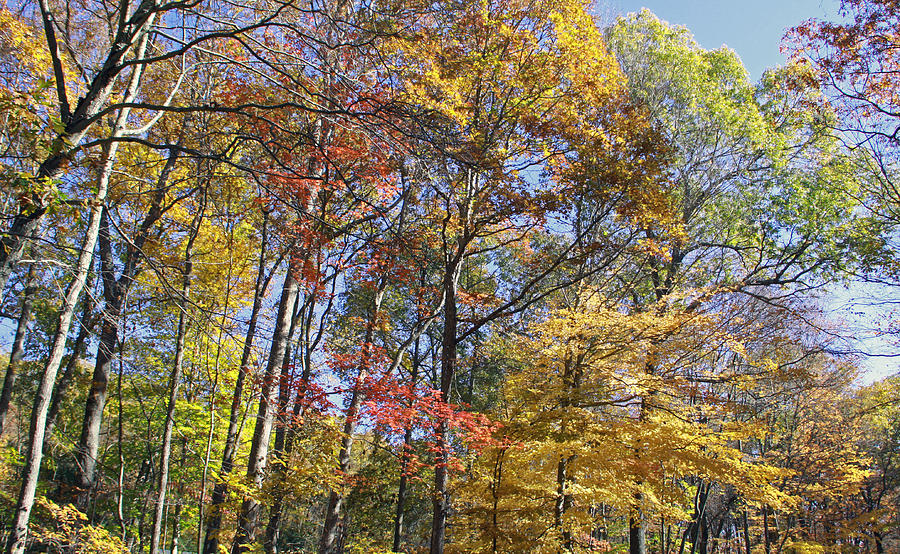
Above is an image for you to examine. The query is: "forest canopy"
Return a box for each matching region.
[0,0,897,553]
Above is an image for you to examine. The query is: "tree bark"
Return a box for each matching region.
[430,263,460,554]
[392,424,415,552]
[231,268,300,553]
[630,516,647,554]
[0,263,37,436]
[392,337,421,553]
[555,457,574,550]
[203,210,271,554]
[688,483,710,554]
[742,510,751,554]
[262,288,304,554]
[43,281,95,453]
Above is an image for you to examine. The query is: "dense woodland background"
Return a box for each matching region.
[0,0,898,552]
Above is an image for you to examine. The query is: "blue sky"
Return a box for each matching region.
[612,0,841,81]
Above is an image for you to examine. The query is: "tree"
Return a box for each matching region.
[4,15,156,547]
[787,0,900,342]
[389,2,673,549]
[453,293,790,552]
[788,0,900,152]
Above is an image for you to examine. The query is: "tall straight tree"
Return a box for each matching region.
[73,147,182,505]
[0,263,37,436]
[4,17,157,547]
[149,187,206,554]
[202,207,274,554]
[231,265,300,553]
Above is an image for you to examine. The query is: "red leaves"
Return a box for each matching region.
[363,379,505,471]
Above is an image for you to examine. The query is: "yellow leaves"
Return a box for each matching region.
[0,8,53,84]
[781,541,825,554]
[454,289,809,548]
[548,1,624,113]
[29,497,126,553]
[636,236,673,260]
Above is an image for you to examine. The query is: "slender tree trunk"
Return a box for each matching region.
[74,147,178,507]
[689,484,710,554]
[697,515,709,554]
[203,211,270,554]
[150,196,202,553]
[3,128,116,554]
[743,510,751,554]
[319,287,385,553]
[43,275,95,453]
[198,226,236,551]
[392,424,414,552]
[662,518,672,554]
[262,291,304,554]
[489,450,505,554]
[231,268,300,553]
[392,337,421,553]
[430,263,460,554]
[0,263,37,436]
[555,457,573,549]
[74,235,124,505]
[555,352,581,551]
[115,326,128,539]
[171,503,182,554]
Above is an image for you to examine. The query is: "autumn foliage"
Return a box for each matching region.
[0,0,896,553]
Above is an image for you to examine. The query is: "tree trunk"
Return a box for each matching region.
[697,515,709,554]
[73,147,178,507]
[150,195,202,553]
[742,510,751,554]
[262,289,304,554]
[231,268,300,553]
[430,264,460,554]
[689,484,710,554]
[392,424,414,553]
[392,337,421,553]
[74,242,124,506]
[319,287,385,553]
[3,128,116,554]
[0,263,37,436]
[203,210,270,554]
[555,457,574,549]
[630,516,647,554]
[555,352,581,551]
[171,503,182,554]
[43,281,95,453]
